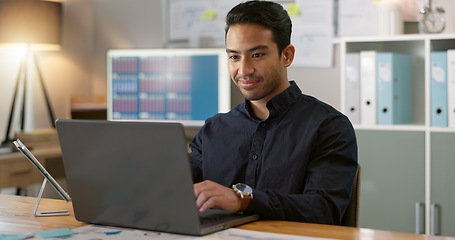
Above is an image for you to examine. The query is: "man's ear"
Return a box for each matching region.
[282,44,295,67]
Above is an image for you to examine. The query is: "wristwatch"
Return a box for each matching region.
[232,183,253,211]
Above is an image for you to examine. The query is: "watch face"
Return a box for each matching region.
[419,11,445,33]
[235,183,253,194]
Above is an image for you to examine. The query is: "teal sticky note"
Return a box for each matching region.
[104,230,122,235]
[0,234,29,240]
[35,228,77,238]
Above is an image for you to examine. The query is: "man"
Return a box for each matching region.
[190,0,358,225]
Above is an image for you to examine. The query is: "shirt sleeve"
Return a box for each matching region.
[245,114,358,225]
[188,126,204,183]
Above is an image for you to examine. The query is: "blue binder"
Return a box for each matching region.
[376,52,412,125]
[430,51,448,127]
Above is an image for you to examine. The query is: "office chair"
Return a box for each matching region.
[341,164,361,227]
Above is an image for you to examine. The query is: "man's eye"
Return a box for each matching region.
[252,53,263,58]
[229,55,239,60]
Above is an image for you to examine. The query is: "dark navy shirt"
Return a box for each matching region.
[189,81,358,224]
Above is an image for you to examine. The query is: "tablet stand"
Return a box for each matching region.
[33,178,69,217]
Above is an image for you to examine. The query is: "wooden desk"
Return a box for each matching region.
[1,194,453,239]
[0,145,65,189]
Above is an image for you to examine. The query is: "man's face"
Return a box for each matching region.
[226,23,288,102]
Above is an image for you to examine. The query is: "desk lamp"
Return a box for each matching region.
[0,0,61,150]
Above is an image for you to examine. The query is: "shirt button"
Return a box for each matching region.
[261,123,266,127]
[252,155,258,160]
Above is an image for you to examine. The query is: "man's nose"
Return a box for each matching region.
[238,58,254,76]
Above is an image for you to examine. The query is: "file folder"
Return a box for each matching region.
[448,49,455,128]
[360,51,377,125]
[345,53,360,124]
[376,52,412,125]
[430,51,448,127]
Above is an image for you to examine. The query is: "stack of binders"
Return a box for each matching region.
[344,51,412,126]
[430,50,455,128]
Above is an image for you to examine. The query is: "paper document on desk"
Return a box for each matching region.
[49,225,340,240]
[204,228,339,240]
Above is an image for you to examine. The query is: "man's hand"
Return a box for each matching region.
[194,180,242,213]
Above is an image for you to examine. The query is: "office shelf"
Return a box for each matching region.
[340,34,455,237]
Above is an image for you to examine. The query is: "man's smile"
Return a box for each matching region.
[236,77,261,89]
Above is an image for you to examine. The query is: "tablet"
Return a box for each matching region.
[13,139,71,202]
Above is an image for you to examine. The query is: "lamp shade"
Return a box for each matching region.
[0,0,61,48]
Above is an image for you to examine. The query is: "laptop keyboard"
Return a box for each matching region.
[199,209,243,225]
[200,213,226,224]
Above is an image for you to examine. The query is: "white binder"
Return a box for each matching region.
[360,51,377,125]
[345,53,360,124]
[448,49,455,128]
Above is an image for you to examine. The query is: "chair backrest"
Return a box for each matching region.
[341,164,361,227]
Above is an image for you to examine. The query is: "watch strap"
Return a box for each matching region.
[239,194,252,211]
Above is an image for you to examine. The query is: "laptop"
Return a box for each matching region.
[55,119,259,236]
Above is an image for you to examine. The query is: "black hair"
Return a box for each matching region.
[225,0,292,55]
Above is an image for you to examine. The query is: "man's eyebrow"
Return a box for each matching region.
[226,45,269,54]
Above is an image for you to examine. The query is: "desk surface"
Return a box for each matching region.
[1,194,453,239]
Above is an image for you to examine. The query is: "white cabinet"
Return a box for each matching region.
[340,34,455,236]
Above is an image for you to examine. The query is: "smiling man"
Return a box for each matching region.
[190,0,358,225]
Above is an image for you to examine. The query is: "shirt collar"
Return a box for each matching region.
[243,81,302,120]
